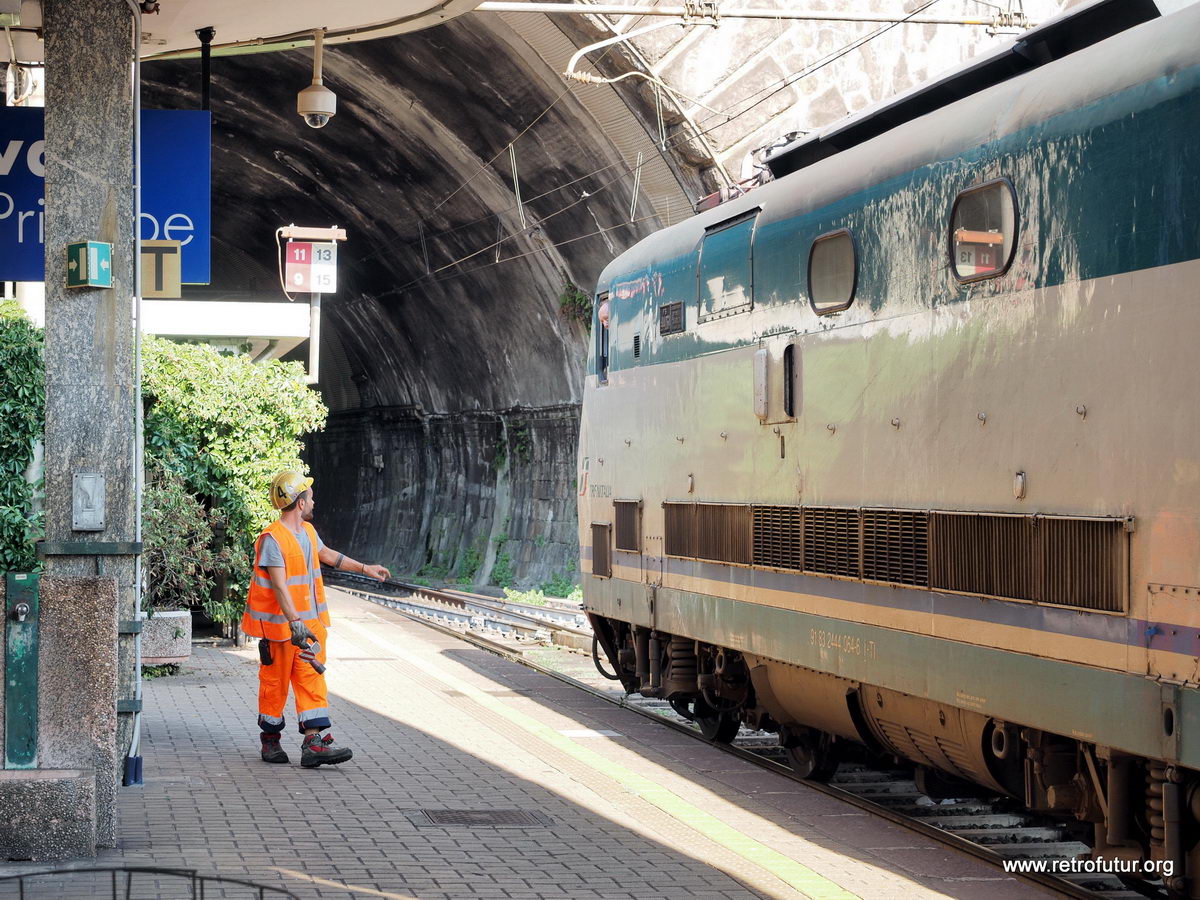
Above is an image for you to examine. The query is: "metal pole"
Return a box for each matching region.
[196,27,215,111]
[473,2,1019,26]
[307,293,322,385]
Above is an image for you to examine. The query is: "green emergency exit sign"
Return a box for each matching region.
[66,241,113,289]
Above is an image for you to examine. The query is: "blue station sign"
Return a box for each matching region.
[0,107,211,284]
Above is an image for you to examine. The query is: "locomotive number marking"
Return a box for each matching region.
[955,690,987,711]
[810,628,876,659]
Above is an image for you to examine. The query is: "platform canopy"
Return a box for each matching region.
[1,0,484,63]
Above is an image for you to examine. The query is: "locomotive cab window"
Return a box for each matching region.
[807,229,857,315]
[950,179,1017,282]
[595,292,610,383]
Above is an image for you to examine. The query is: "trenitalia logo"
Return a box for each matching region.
[578,457,589,497]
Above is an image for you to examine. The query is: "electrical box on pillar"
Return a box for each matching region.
[275,224,347,386]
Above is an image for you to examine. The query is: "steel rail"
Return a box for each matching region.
[343,585,1157,900]
[326,572,590,640]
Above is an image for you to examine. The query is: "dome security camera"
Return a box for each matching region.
[298,83,336,129]
[298,29,336,129]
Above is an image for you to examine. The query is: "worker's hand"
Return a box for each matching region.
[363,563,390,582]
[289,619,317,648]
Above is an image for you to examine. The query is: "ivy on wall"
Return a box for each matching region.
[0,313,328,625]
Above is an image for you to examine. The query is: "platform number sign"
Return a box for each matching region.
[285,241,338,294]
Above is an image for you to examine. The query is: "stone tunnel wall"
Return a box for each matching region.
[306,404,580,590]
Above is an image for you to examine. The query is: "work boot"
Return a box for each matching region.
[301,732,353,768]
[260,733,289,764]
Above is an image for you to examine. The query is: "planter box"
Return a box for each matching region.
[142,609,192,664]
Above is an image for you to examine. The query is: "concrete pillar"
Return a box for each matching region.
[40,0,138,848]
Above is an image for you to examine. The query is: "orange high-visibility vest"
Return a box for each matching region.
[241,520,329,641]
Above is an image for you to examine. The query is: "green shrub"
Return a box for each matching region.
[502,587,547,606]
[142,337,327,622]
[142,455,230,615]
[491,549,514,588]
[457,544,482,585]
[0,314,44,573]
[539,570,578,599]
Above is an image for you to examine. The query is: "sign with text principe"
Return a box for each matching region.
[285,241,338,293]
[0,107,211,283]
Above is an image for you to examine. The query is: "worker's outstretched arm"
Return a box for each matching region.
[319,546,390,582]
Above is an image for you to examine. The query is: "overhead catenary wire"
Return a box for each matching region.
[382,0,961,289]
[688,0,946,134]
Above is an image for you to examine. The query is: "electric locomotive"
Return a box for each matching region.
[578,0,1200,890]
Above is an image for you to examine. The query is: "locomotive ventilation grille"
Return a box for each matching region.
[613,501,640,552]
[930,512,1127,612]
[862,509,929,587]
[591,523,612,578]
[663,502,752,564]
[658,502,1127,612]
[803,507,860,578]
[752,506,803,570]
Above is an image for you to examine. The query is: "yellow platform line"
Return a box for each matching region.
[338,614,860,900]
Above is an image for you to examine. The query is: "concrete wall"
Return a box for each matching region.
[306,405,580,588]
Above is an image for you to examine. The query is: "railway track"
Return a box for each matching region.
[332,576,1163,900]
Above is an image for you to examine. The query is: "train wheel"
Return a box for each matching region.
[786,731,839,782]
[693,700,741,743]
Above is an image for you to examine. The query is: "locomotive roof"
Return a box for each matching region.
[764,0,1162,179]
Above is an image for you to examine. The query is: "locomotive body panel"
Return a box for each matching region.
[576,0,1200,833]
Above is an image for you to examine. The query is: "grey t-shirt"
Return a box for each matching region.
[257,527,326,612]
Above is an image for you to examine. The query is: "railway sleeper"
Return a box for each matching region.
[587,613,1200,896]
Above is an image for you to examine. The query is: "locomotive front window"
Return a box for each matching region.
[950,179,1017,282]
[807,229,857,315]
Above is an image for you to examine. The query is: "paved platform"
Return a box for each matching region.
[1,588,1058,899]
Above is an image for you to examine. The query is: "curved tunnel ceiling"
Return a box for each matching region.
[144,13,680,416]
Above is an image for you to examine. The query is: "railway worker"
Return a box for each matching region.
[242,470,390,768]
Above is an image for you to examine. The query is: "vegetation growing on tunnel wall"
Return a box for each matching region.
[0,307,44,573]
[558,282,593,329]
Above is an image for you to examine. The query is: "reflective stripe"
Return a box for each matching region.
[298,707,331,722]
[315,602,328,616]
[259,714,284,725]
[253,572,315,588]
[246,608,289,624]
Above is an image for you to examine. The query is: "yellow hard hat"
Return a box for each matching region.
[270,471,314,509]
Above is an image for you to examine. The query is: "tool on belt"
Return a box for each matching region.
[258,637,325,674]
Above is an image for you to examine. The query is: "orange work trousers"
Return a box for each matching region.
[257,619,330,734]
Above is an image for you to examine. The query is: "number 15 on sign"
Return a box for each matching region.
[285,241,338,293]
